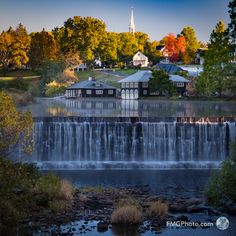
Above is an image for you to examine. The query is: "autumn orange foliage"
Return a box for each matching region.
[163,33,186,62]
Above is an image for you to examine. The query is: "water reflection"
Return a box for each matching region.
[21,97,236,117]
[112,224,141,236]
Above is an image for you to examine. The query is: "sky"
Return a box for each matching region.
[0,0,230,42]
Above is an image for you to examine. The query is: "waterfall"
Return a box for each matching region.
[17,117,236,169]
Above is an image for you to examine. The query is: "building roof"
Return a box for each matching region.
[118,70,152,83]
[156,63,184,74]
[169,74,190,83]
[179,66,203,77]
[67,79,116,90]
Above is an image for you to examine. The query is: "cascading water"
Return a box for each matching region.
[16,117,236,169]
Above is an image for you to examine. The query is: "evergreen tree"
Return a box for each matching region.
[228,0,236,59]
[197,21,231,96]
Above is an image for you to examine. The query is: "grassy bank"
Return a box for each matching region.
[76,70,124,88]
[0,157,74,225]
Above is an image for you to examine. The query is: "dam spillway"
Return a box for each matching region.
[17,117,236,169]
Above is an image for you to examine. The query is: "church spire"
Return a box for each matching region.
[129,7,135,34]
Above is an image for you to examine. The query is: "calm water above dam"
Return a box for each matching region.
[21,97,236,117]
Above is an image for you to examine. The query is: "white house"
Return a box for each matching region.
[73,63,87,72]
[133,51,148,67]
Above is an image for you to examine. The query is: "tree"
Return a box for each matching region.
[144,40,162,65]
[37,60,65,95]
[223,63,236,95]
[29,29,58,69]
[98,32,120,67]
[228,0,236,52]
[228,0,236,62]
[197,21,231,96]
[195,74,213,96]
[180,27,199,64]
[60,16,106,64]
[0,30,13,72]
[0,92,34,156]
[0,24,30,71]
[163,33,186,62]
[149,70,176,96]
[134,32,149,52]
[11,24,30,68]
[206,142,236,208]
[118,32,139,65]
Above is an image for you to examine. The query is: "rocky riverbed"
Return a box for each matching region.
[9,184,235,235]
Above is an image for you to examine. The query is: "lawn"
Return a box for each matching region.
[76,70,125,88]
[114,68,137,75]
[0,69,39,77]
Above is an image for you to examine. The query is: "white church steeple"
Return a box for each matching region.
[129,7,135,34]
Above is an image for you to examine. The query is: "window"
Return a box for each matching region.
[86,90,92,94]
[108,103,113,108]
[142,82,148,88]
[130,82,134,87]
[143,90,147,95]
[126,82,130,88]
[122,83,126,88]
[134,82,139,88]
[176,82,184,87]
[108,90,114,95]
[96,90,103,94]
[96,102,103,108]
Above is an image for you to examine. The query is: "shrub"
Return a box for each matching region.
[111,205,143,224]
[117,197,141,210]
[148,201,168,218]
[111,197,143,224]
[205,142,236,207]
[45,80,67,97]
[7,77,29,91]
[58,180,74,202]
[35,174,61,201]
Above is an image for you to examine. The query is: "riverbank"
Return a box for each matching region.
[3,184,235,235]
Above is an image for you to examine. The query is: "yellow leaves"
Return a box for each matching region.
[0,92,34,156]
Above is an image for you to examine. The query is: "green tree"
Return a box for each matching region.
[37,60,65,95]
[149,70,176,96]
[134,32,149,52]
[223,63,236,95]
[228,0,236,56]
[197,21,231,96]
[61,16,106,64]
[195,75,213,96]
[29,29,58,69]
[118,32,139,65]
[98,32,120,67]
[206,142,236,207]
[0,92,34,156]
[175,70,189,78]
[144,41,162,65]
[180,27,199,64]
